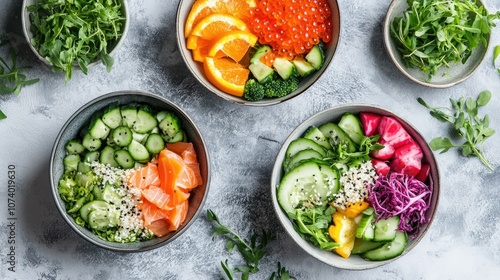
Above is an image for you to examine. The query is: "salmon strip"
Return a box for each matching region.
[147,219,172,237]
[167,142,203,185]
[167,200,189,231]
[128,163,161,189]
[138,200,167,226]
[141,186,173,211]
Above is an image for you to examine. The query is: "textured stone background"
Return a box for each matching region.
[1,0,500,279]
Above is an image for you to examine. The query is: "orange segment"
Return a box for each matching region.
[208,31,257,62]
[203,57,249,97]
[184,0,256,37]
[190,13,249,40]
[328,212,357,259]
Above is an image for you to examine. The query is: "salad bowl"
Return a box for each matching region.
[270,104,440,269]
[176,0,341,106]
[50,91,210,252]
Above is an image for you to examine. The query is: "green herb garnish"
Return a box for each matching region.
[390,0,500,81]
[494,45,500,74]
[418,90,495,170]
[27,0,125,81]
[207,209,275,280]
[269,262,296,280]
[0,39,40,120]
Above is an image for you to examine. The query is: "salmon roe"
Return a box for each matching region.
[247,0,333,59]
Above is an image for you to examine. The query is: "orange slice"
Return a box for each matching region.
[203,57,249,97]
[184,0,256,37]
[190,13,249,40]
[208,31,257,62]
[328,212,357,259]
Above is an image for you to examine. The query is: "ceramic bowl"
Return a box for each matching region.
[270,104,440,269]
[176,0,341,105]
[49,91,210,252]
[383,0,489,88]
[21,0,129,71]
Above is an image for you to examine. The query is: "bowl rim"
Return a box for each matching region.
[175,0,342,106]
[270,103,440,269]
[383,0,489,88]
[21,0,130,69]
[49,90,211,252]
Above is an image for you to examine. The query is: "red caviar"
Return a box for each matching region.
[247,0,333,59]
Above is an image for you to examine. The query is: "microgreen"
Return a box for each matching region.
[207,209,276,280]
[0,39,40,120]
[390,0,500,81]
[27,0,125,82]
[418,90,495,170]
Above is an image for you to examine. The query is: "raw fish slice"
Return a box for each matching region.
[141,186,173,211]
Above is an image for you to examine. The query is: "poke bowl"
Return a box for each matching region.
[50,90,210,252]
[176,0,341,105]
[270,104,440,269]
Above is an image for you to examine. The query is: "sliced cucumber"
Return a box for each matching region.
[249,61,274,84]
[145,133,165,154]
[305,44,324,70]
[114,149,135,169]
[363,222,375,241]
[63,154,80,172]
[273,57,296,80]
[285,138,326,159]
[292,57,315,77]
[92,185,104,200]
[363,231,407,261]
[283,149,323,174]
[80,200,109,222]
[302,126,332,150]
[88,208,119,230]
[112,126,133,147]
[250,45,272,64]
[374,216,400,242]
[102,184,122,205]
[88,114,111,139]
[318,164,340,195]
[65,139,85,155]
[159,112,181,138]
[83,151,100,162]
[101,103,122,129]
[318,122,357,152]
[120,103,138,128]
[99,146,119,168]
[356,212,375,238]
[163,130,186,143]
[77,161,91,173]
[338,113,364,145]
[156,111,169,122]
[133,105,158,134]
[351,239,384,255]
[75,171,95,188]
[128,139,150,162]
[82,133,102,152]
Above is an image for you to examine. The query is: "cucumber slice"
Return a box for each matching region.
[103,184,122,205]
[356,212,375,238]
[63,154,80,172]
[156,111,169,122]
[338,113,364,145]
[159,112,181,138]
[351,239,384,255]
[292,57,315,77]
[120,104,138,128]
[302,126,332,150]
[133,105,158,134]
[305,44,325,70]
[128,140,150,162]
[318,164,340,195]
[80,200,109,222]
[249,61,274,84]
[77,162,91,173]
[114,149,135,169]
[82,133,102,152]
[285,138,326,159]
[83,151,100,162]
[250,45,272,64]
[163,130,186,143]
[88,208,119,230]
[132,131,148,144]
[112,126,133,147]
[101,103,122,129]
[93,185,104,200]
[88,115,111,139]
[277,161,335,214]
[273,57,296,80]
[65,139,85,155]
[145,133,165,154]
[283,149,323,174]
[318,122,357,152]
[363,222,375,241]
[374,216,400,242]
[363,231,407,261]
[99,146,119,168]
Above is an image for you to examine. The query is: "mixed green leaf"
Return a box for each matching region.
[27,0,126,81]
[418,90,495,170]
[494,45,500,74]
[390,0,500,81]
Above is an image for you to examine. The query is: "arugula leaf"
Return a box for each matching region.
[207,209,275,280]
[418,92,495,170]
[390,0,500,81]
[27,0,125,82]
[269,262,296,280]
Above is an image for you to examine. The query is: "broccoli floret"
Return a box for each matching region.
[263,75,300,98]
[243,79,265,101]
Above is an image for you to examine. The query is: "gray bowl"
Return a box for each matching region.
[383,0,489,88]
[176,0,341,106]
[21,0,129,71]
[270,104,440,269]
[49,91,210,252]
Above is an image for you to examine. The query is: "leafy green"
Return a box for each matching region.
[207,209,275,280]
[0,39,40,120]
[27,0,125,82]
[494,45,500,74]
[269,262,296,280]
[390,0,500,81]
[418,90,495,170]
[288,204,339,251]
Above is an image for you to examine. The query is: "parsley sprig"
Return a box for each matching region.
[418,90,495,170]
[207,209,276,280]
[390,0,500,81]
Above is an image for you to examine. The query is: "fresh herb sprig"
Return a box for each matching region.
[269,262,296,280]
[27,0,125,81]
[207,209,275,280]
[390,0,500,81]
[0,40,40,120]
[418,91,495,170]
